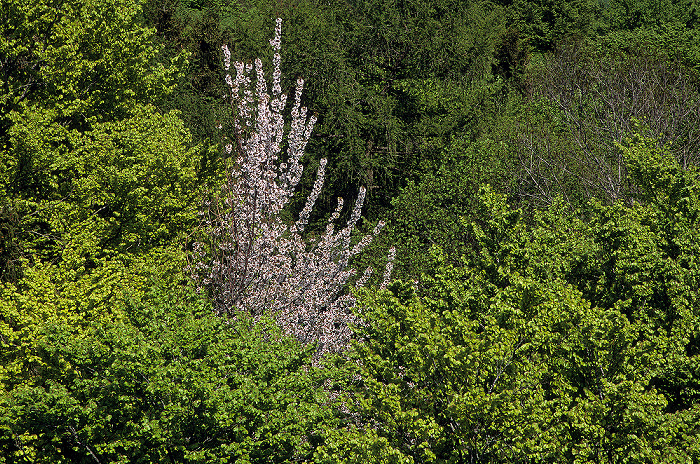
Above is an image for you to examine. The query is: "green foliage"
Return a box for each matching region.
[0,0,178,126]
[388,137,517,280]
[3,0,700,460]
[143,0,508,221]
[7,107,198,266]
[600,0,690,31]
[1,0,197,277]
[503,0,599,52]
[338,279,558,462]
[1,281,331,463]
[315,426,412,464]
[336,137,700,462]
[0,246,187,391]
[589,134,700,419]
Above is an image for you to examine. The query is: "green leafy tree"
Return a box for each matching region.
[500,0,599,52]
[0,246,186,392]
[387,137,517,280]
[329,134,700,462]
[1,282,332,463]
[1,0,196,278]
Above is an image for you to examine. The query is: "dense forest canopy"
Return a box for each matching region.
[1,0,700,461]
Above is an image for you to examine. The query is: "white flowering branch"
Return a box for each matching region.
[190,18,395,357]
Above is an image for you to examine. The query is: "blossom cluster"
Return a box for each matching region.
[190,18,394,357]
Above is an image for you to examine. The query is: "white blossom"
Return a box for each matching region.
[190,19,392,359]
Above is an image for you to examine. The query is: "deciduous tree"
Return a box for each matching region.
[190,19,392,356]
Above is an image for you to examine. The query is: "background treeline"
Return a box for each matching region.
[143,0,700,276]
[1,0,700,462]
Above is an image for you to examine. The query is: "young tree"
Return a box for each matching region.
[190,19,393,356]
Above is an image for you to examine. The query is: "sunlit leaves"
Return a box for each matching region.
[338,141,700,461]
[1,285,331,463]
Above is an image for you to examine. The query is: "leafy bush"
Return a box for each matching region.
[1,285,332,463]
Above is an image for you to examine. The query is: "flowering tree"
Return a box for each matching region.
[190,18,393,356]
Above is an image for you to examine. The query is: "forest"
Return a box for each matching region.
[1,0,700,462]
